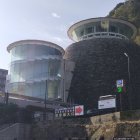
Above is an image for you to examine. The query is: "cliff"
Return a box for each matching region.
[108,0,140,45]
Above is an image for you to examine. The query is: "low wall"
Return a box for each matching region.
[0,123,31,140]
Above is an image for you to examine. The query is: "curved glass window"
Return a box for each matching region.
[109,25,118,33]
[8,42,64,100]
[72,20,134,41]
[8,80,60,99]
[96,24,107,32]
[80,30,84,37]
[11,44,62,61]
[109,22,133,38]
[10,59,61,83]
[85,27,93,34]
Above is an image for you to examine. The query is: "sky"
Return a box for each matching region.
[0,0,124,70]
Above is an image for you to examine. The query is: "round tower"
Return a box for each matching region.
[7,40,64,100]
[65,17,140,111]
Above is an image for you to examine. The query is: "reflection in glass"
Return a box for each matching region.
[8,43,63,100]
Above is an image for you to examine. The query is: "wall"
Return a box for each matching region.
[64,60,75,102]
[64,38,140,111]
[0,123,31,140]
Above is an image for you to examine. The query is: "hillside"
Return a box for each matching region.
[108,0,140,45]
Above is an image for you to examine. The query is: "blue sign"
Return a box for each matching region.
[116,79,123,87]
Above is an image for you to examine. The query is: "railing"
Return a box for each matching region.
[79,32,129,41]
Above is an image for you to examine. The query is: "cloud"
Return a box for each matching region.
[53,37,63,42]
[51,12,61,18]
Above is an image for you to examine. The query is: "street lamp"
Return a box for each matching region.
[124,53,130,81]
[124,52,132,110]
[44,79,48,121]
[57,73,62,100]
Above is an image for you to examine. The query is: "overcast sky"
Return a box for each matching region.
[0,0,124,70]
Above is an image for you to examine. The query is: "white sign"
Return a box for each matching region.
[75,105,84,116]
[98,98,116,109]
[116,79,124,87]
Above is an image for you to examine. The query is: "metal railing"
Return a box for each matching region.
[79,32,129,41]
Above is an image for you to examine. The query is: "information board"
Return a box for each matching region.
[116,79,124,87]
[98,98,116,109]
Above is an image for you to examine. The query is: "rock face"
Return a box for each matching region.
[30,119,89,140]
[30,111,140,140]
[64,38,140,110]
[108,0,140,45]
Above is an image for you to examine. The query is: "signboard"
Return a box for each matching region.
[117,87,123,93]
[75,105,84,116]
[55,107,75,118]
[55,105,84,118]
[98,97,116,109]
[116,79,124,87]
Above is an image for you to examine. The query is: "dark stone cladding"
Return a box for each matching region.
[64,38,140,111]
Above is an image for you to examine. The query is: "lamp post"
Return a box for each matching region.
[5,91,9,105]
[44,79,48,121]
[57,73,62,101]
[124,52,132,110]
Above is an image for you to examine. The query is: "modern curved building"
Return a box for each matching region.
[7,40,65,100]
[68,17,137,42]
[65,17,140,111]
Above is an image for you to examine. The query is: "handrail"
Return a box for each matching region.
[79,32,129,41]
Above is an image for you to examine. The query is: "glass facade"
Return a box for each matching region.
[0,69,8,92]
[7,41,64,100]
[70,19,135,41]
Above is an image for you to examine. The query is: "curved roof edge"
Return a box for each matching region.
[7,39,65,56]
[68,17,137,42]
